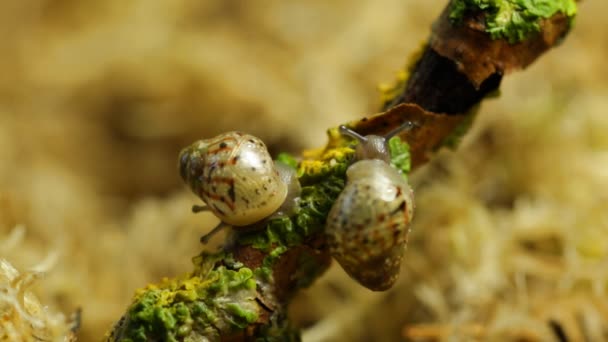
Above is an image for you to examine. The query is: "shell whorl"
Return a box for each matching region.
[326,160,414,290]
[326,122,416,291]
[179,131,288,226]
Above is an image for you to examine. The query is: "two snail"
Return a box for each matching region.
[179,123,415,291]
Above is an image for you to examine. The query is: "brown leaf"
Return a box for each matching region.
[431,9,571,88]
[347,103,466,168]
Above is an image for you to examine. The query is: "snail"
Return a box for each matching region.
[179,131,300,243]
[325,122,415,291]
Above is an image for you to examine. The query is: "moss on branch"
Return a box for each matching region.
[108,266,259,341]
[108,137,412,341]
[107,0,578,339]
[449,0,577,43]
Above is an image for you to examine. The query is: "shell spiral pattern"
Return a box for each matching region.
[325,122,415,291]
[326,160,414,291]
[179,131,288,227]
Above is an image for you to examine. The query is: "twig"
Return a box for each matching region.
[106,1,577,340]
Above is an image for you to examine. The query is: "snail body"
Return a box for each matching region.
[325,123,415,291]
[179,131,300,241]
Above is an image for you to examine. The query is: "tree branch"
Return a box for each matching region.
[106,1,577,340]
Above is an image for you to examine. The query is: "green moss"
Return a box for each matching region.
[191,250,229,277]
[255,245,289,280]
[449,0,577,43]
[239,147,352,253]
[388,136,411,179]
[276,153,299,169]
[241,135,412,250]
[112,267,259,341]
[240,136,413,283]
[244,175,346,280]
[224,303,259,329]
[112,135,413,341]
[297,148,353,185]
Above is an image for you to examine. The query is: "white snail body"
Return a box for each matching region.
[179,131,299,231]
[325,122,415,291]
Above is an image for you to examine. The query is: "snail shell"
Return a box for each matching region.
[325,122,415,291]
[326,160,414,291]
[179,131,289,226]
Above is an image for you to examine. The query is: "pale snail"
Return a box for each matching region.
[325,122,415,291]
[179,131,301,243]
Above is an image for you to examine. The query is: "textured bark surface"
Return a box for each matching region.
[348,103,466,168]
[431,9,572,88]
[383,49,502,114]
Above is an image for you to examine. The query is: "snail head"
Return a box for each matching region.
[178,141,207,191]
[339,121,415,163]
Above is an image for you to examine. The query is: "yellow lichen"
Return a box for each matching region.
[299,147,354,181]
[378,42,427,109]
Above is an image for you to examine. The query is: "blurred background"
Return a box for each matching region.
[0,0,607,341]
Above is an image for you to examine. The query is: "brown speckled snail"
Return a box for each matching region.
[179,131,300,243]
[325,122,415,291]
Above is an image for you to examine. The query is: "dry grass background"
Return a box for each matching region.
[0,1,606,341]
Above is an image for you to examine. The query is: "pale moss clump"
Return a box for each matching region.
[0,226,76,342]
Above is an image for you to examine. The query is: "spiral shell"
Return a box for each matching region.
[179,131,288,226]
[325,122,415,291]
[326,159,414,291]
